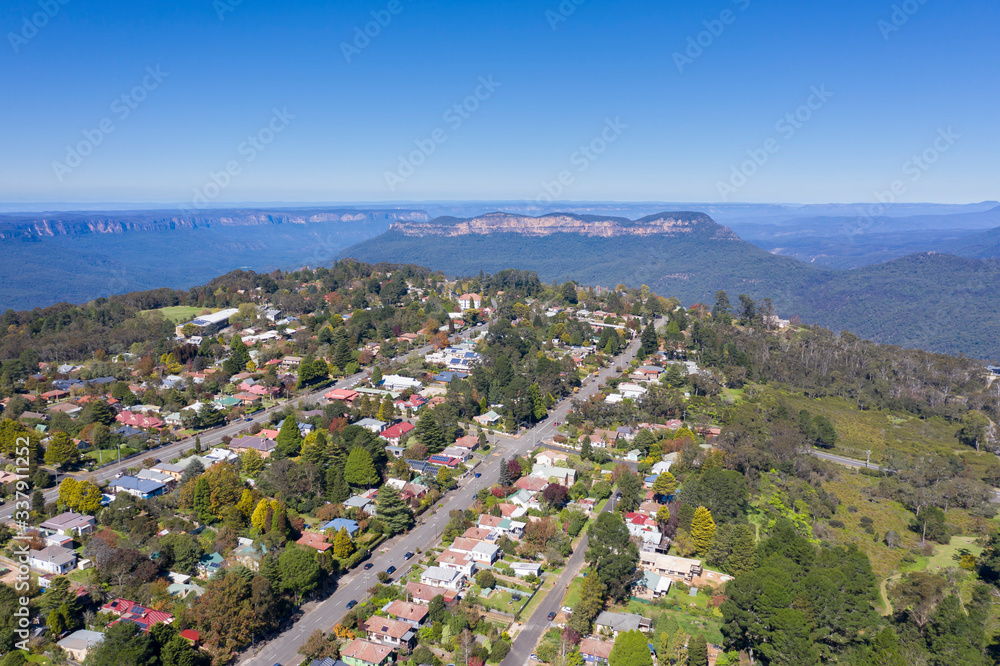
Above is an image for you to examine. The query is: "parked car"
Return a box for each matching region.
[346,600,358,609]
[364,563,373,570]
[386,565,396,575]
[404,552,414,560]
[561,606,573,614]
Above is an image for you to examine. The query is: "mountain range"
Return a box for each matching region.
[342,211,1000,360]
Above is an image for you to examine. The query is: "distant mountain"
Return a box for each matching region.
[0,208,427,310]
[342,211,1000,359]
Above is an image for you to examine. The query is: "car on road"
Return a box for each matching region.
[346,600,358,609]
[404,551,414,560]
[474,472,481,478]
[245,418,253,422]
[547,612,557,621]
[554,421,561,426]
[363,562,373,570]
[386,565,396,575]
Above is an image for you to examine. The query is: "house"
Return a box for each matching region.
[529,465,576,486]
[617,383,648,400]
[458,293,481,310]
[477,514,526,538]
[594,611,652,638]
[296,532,332,552]
[363,616,416,650]
[57,629,105,661]
[167,581,206,599]
[383,600,428,627]
[473,410,501,426]
[638,551,704,582]
[427,454,461,468]
[227,436,277,458]
[452,434,479,452]
[635,570,672,598]
[508,489,537,510]
[0,470,28,485]
[535,450,568,467]
[40,511,96,536]
[354,418,387,434]
[404,581,455,604]
[379,421,414,445]
[138,469,175,485]
[29,545,77,574]
[380,374,423,392]
[440,446,473,462]
[198,552,225,577]
[651,460,673,475]
[344,495,377,516]
[580,637,615,665]
[48,402,82,417]
[115,410,164,430]
[325,388,359,404]
[514,476,549,493]
[451,538,501,565]
[435,549,476,576]
[340,638,395,666]
[385,445,404,459]
[321,518,360,537]
[394,394,427,412]
[509,561,542,578]
[625,513,663,546]
[101,599,174,631]
[231,540,268,571]
[109,476,166,499]
[420,565,465,590]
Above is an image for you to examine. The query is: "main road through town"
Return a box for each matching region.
[240,333,645,666]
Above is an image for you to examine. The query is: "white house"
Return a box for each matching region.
[57,630,104,661]
[420,566,464,590]
[381,375,423,392]
[29,545,77,575]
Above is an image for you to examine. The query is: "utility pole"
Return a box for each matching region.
[866,449,871,469]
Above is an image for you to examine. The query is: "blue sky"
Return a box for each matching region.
[1,0,996,205]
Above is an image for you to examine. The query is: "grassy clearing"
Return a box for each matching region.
[623,597,724,645]
[140,305,206,324]
[85,449,121,464]
[776,391,964,462]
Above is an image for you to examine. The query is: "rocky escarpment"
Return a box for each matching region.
[0,208,429,239]
[390,211,741,239]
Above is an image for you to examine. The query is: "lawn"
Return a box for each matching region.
[85,449,122,464]
[140,305,206,324]
[623,597,724,645]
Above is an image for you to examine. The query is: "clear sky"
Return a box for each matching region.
[1,0,996,205]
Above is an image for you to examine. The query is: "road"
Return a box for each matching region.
[0,325,487,523]
[241,333,645,666]
[500,493,615,666]
[810,449,882,472]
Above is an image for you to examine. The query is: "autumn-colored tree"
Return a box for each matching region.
[251,498,270,532]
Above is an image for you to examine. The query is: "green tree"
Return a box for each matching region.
[240,449,265,477]
[414,410,446,453]
[690,507,716,555]
[344,447,379,488]
[712,290,732,325]
[651,471,677,499]
[44,431,81,469]
[617,471,641,513]
[957,410,993,452]
[193,477,213,522]
[498,457,511,486]
[84,620,156,666]
[640,323,659,356]
[609,630,653,666]
[812,415,837,449]
[333,339,352,369]
[529,383,547,421]
[377,483,414,535]
[586,513,639,602]
[725,524,756,577]
[687,633,708,666]
[278,546,320,603]
[275,417,303,458]
[580,436,592,461]
[326,466,350,503]
[371,366,383,386]
[568,568,606,635]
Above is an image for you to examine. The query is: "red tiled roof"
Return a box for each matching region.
[380,421,415,439]
[341,638,394,663]
[385,600,428,623]
[296,532,332,551]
